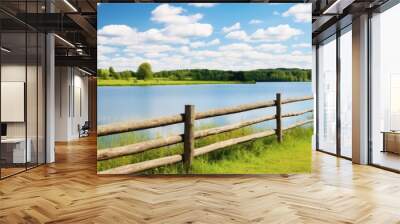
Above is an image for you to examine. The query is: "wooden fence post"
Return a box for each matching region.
[276,93,282,143]
[183,105,195,173]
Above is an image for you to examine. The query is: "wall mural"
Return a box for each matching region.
[96,3,313,174]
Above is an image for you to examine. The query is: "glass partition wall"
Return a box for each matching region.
[0,2,46,179]
[339,26,352,159]
[370,3,400,171]
[316,26,352,159]
[315,1,400,172]
[317,35,337,155]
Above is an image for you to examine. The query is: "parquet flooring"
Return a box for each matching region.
[0,136,400,223]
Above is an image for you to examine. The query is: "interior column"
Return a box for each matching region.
[45,1,55,163]
[352,14,369,164]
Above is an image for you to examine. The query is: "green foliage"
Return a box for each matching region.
[154,68,311,82]
[98,68,136,80]
[97,126,312,174]
[97,68,110,80]
[109,66,121,79]
[109,66,116,75]
[98,62,310,82]
[120,70,132,80]
[97,79,250,86]
[137,62,153,80]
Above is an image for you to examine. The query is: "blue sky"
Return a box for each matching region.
[98,3,312,72]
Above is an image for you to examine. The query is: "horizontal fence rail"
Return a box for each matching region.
[97,93,314,174]
[97,95,313,137]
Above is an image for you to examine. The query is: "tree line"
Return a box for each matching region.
[98,62,311,82]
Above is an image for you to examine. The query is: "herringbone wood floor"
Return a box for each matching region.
[1,136,400,224]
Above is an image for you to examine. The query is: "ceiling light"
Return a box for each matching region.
[76,48,84,55]
[54,34,75,48]
[78,67,92,76]
[1,47,11,53]
[322,0,355,15]
[63,0,78,12]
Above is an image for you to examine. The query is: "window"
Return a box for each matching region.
[370,3,400,171]
[317,35,337,154]
[339,27,352,158]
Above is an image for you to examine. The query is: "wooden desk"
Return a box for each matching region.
[382,131,400,154]
[1,138,31,164]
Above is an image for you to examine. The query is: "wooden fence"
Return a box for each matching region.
[97,93,313,174]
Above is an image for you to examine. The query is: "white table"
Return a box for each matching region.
[1,138,31,163]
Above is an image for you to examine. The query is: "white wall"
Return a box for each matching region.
[1,63,46,164]
[55,67,69,141]
[1,64,26,138]
[54,67,89,141]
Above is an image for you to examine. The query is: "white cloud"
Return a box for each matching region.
[98,45,117,55]
[98,4,215,46]
[151,4,202,25]
[225,30,248,41]
[179,46,190,54]
[282,4,311,23]
[225,24,302,42]
[98,5,311,72]
[219,43,253,52]
[222,22,240,33]
[188,3,218,8]
[98,45,118,63]
[249,19,263,25]
[291,50,303,55]
[98,25,189,45]
[251,24,303,42]
[186,46,311,71]
[98,56,145,71]
[145,52,168,58]
[98,25,142,45]
[209,38,221,46]
[99,47,311,71]
[143,28,189,44]
[190,38,220,48]
[164,23,213,37]
[292,42,310,48]
[190,41,206,48]
[150,4,213,38]
[192,50,221,58]
[124,44,173,55]
[98,24,133,36]
[273,11,280,16]
[258,43,287,53]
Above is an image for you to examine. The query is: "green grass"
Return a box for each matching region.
[97,125,312,174]
[97,78,255,86]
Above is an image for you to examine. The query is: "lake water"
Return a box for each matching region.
[98,82,313,137]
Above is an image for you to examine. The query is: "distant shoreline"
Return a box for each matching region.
[97,79,256,86]
[97,79,312,86]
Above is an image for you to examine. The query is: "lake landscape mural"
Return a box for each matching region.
[97,3,313,174]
